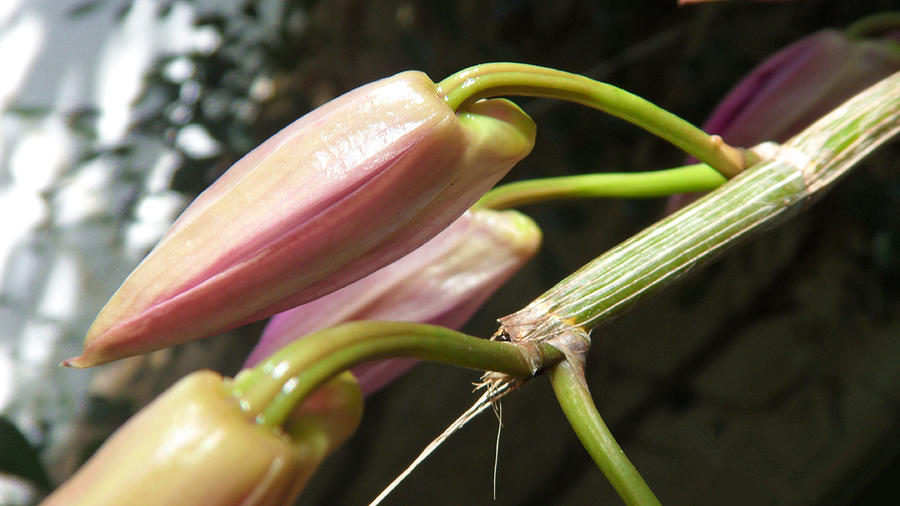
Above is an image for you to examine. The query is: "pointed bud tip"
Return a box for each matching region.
[60,356,88,369]
[61,341,117,368]
[76,72,538,368]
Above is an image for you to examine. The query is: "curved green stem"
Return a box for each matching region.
[437,63,750,178]
[500,71,900,340]
[844,11,900,39]
[475,163,725,210]
[549,360,660,506]
[235,321,564,428]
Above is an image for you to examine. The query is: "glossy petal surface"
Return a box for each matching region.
[245,208,542,395]
[71,72,535,367]
[43,370,361,505]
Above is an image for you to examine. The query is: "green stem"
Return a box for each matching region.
[236,321,564,427]
[844,11,900,39]
[437,63,749,178]
[549,360,660,506]
[475,163,725,210]
[500,71,900,341]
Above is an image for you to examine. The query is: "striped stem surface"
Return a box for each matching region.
[501,70,900,342]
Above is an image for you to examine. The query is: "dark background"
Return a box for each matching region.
[54,1,900,504]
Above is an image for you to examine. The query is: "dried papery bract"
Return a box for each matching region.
[68,72,535,368]
[244,208,542,395]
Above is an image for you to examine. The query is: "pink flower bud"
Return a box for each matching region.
[42,371,362,505]
[244,208,542,395]
[702,29,900,146]
[68,71,535,368]
[667,27,900,212]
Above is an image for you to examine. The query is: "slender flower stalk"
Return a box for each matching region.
[437,63,752,177]
[244,208,542,395]
[492,69,900,506]
[235,321,565,429]
[499,70,900,343]
[475,163,725,210]
[844,11,900,39]
[548,360,660,506]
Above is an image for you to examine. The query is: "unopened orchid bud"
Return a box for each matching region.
[68,71,536,368]
[244,208,542,395]
[702,29,900,146]
[667,26,900,212]
[42,370,362,506]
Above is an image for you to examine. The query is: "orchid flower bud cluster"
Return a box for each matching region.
[68,58,760,369]
[245,207,542,395]
[67,71,536,368]
[46,207,541,502]
[54,66,545,501]
[47,23,900,502]
[53,58,761,503]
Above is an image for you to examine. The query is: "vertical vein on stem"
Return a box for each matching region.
[500,71,900,341]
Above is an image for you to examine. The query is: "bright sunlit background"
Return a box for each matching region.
[0,0,223,501]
